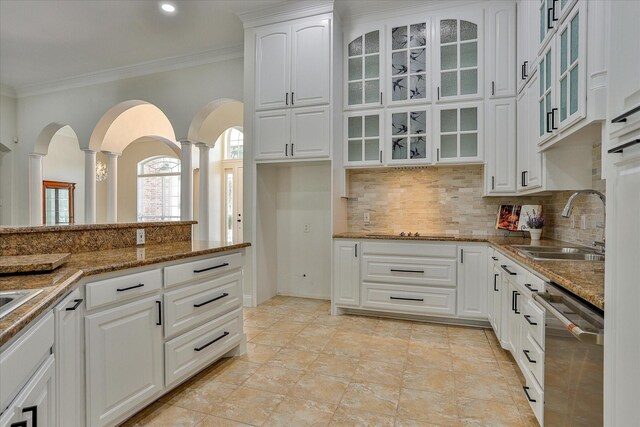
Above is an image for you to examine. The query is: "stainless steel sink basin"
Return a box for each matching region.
[0,289,43,318]
[512,245,604,262]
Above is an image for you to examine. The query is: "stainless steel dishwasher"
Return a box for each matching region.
[533,282,604,427]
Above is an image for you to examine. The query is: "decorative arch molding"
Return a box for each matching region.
[125,135,182,158]
[34,122,79,155]
[187,98,243,146]
[89,100,178,154]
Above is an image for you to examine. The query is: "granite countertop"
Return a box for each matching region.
[0,220,197,234]
[333,232,605,311]
[0,240,250,347]
[0,253,71,274]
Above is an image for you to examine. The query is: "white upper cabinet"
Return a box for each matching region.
[486,2,516,98]
[388,19,431,105]
[291,19,331,107]
[255,17,331,111]
[518,72,543,191]
[345,110,383,166]
[537,0,556,54]
[254,110,291,160]
[435,102,483,163]
[485,98,517,194]
[537,42,556,145]
[346,27,383,109]
[387,106,431,165]
[434,10,483,102]
[517,0,538,93]
[255,25,291,111]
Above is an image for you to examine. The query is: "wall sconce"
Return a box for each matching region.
[96,161,107,182]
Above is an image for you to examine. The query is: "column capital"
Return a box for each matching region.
[103,151,121,158]
[28,152,45,158]
[81,148,98,154]
[196,142,211,150]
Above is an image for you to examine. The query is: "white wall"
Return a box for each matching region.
[42,132,85,223]
[0,92,17,225]
[8,58,243,225]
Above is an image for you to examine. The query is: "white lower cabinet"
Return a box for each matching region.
[0,354,56,427]
[332,240,360,308]
[488,263,502,337]
[361,283,456,316]
[85,296,164,427]
[456,245,488,319]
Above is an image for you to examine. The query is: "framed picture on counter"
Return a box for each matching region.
[496,204,543,231]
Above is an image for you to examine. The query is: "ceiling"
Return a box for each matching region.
[0,0,285,90]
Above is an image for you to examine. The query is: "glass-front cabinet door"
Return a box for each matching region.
[388,20,430,105]
[435,102,483,163]
[556,3,585,130]
[435,13,483,102]
[538,43,556,144]
[386,107,431,165]
[345,110,383,166]
[538,0,557,54]
[346,28,382,109]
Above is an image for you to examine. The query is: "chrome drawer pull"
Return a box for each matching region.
[390,269,424,274]
[194,293,229,308]
[194,263,229,274]
[523,386,537,402]
[390,296,424,302]
[116,283,144,292]
[194,331,230,352]
[523,349,537,364]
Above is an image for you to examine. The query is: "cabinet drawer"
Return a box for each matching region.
[85,269,162,310]
[164,271,242,338]
[523,272,546,294]
[164,253,242,288]
[361,241,457,258]
[521,333,544,388]
[523,366,544,426]
[362,256,457,287]
[0,311,54,411]
[361,283,456,316]
[523,298,545,349]
[165,308,242,387]
[498,259,528,288]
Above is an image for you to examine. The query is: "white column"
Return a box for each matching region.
[28,153,44,225]
[105,152,119,223]
[180,140,193,220]
[83,149,97,224]
[197,143,210,240]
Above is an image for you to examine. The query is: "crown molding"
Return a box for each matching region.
[0,84,16,98]
[15,43,244,98]
[237,0,334,29]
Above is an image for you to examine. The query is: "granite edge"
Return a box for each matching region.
[0,221,198,235]
[0,253,71,274]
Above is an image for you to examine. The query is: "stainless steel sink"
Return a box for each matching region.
[512,245,604,262]
[0,289,43,318]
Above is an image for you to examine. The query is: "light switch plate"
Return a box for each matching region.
[364,212,370,224]
[136,228,145,245]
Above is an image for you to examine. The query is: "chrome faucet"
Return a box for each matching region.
[561,190,606,254]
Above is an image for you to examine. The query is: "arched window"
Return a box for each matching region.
[225,128,244,160]
[137,156,181,222]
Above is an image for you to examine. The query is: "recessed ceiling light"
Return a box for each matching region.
[160,2,176,13]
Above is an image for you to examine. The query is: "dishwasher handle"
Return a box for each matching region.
[533,293,604,345]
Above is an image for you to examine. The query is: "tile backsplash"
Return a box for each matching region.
[346,144,605,247]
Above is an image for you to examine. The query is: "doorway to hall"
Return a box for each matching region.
[221,127,244,245]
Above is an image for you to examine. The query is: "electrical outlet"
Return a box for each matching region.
[581,215,587,230]
[364,212,371,224]
[136,228,145,245]
[304,224,311,233]
[137,248,145,260]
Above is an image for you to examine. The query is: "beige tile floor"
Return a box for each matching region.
[122,296,538,427]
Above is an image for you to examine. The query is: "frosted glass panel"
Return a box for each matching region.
[348,116,362,138]
[410,49,426,73]
[441,135,457,158]
[392,52,407,75]
[441,45,457,70]
[560,30,568,74]
[540,6,545,42]
[460,42,477,68]
[441,109,457,132]
[364,139,379,160]
[392,26,408,50]
[441,71,457,97]
[539,100,545,136]
[460,69,478,95]
[460,133,478,157]
[539,59,545,96]
[348,82,362,105]
[460,108,477,131]
[560,77,567,121]
[392,138,407,159]
[392,77,407,101]
[570,14,579,63]
[349,36,362,56]
[365,31,379,54]
[570,67,579,114]
[348,140,362,162]
[410,137,427,159]
[545,50,552,90]
[410,111,426,134]
[440,20,457,43]
[392,113,408,135]
[410,23,427,47]
[364,80,380,104]
[409,75,426,99]
[365,115,379,137]
[349,58,362,81]
[365,55,379,78]
[460,20,477,41]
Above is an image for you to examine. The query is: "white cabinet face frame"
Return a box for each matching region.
[555,1,586,131]
[556,0,578,26]
[255,24,291,111]
[344,109,384,166]
[434,10,484,102]
[291,18,331,108]
[434,101,483,164]
[345,25,384,109]
[386,17,432,105]
[386,106,432,165]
